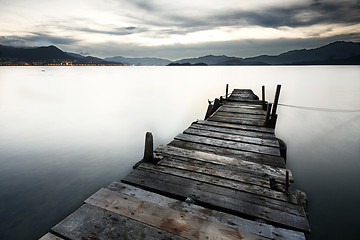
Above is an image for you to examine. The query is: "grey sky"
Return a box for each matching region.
[0,0,359,59]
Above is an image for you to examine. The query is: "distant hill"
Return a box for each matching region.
[0,45,121,65]
[245,41,360,65]
[171,41,360,65]
[104,56,171,66]
[171,54,269,65]
[1,41,359,66]
[167,62,208,66]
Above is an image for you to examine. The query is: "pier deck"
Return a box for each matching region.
[41,87,310,240]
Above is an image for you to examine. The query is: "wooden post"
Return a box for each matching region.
[271,85,281,118]
[270,85,281,128]
[204,103,213,120]
[278,138,287,163]
[270,114,278,129]
[212,98,220,114]
[262,86,266,111]
[143,132,154,163]
[265,103,272,127]
[225,84,229,99]
[285,170,289,192]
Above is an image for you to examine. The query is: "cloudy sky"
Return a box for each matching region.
[1,0,359,59]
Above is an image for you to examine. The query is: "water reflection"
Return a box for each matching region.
[0,66,359,239]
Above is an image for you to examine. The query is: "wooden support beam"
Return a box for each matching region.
[270,85,281,128]
[262,85,266,111]
[225,84,229,99]
[212,98,220,115]
[265,103,272,127]
[204,103,213,120]
[286,170,290,192]
[143,132,154,163]
[270,114,278,129]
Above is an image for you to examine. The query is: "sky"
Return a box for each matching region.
[0,0,359,60]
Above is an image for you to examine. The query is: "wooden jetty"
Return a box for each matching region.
[40,85,310,240]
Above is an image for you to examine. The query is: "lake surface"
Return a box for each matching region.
[0,66,359,239]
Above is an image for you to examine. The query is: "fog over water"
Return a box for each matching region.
[0,66,359,239]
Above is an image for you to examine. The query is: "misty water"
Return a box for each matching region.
[0,66,359,239]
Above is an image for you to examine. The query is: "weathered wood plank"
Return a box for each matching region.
[214,111,267,120]
[196,119,274,134]
[208,115,265,127]
[185,127,280,148]
[52,203,187,240]
[230,89,257,94]
[222,101,264,109]
[39,233,64,240]
[168,139,286,168]
[175,133,281,156]
[219,106,267,115]
[86,188,267,240]
[107,182,306,240]
[232,89,257,95]
[124,168,303,216]
[155,145,289,181]
[122,169,310,232]
[139,162,289,202]
[193,121,276,138]
[157,156,273,187]
[227,97,263,104]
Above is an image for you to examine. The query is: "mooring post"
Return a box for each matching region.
[212,98,220,114]
[204,102,213,120]
[143,132,154,163]
[225,84,229,99]
[265,103,272,127]
[270,85,281,128]
[285,170,289,192]
[262,85,266,111]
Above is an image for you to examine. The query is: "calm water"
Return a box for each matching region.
[0,66,359,239]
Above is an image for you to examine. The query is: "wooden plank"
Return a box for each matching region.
[227,97,263,104]
[196,120,274,134]
[107,182,306,240]
[219,106,267,115]
[186,127,280,148]
[175,133,281,156]
[86,188,267,240]
[232,89,257,94]
[122,169,310,232]
[222,101,264,109]
[155,146,293,183]
[139,162,289,202]
[157,156,273,187]
[168,139,286,168]
[208,115,265,127]
[39,233,64,240]
[214,111,267,120]
[123,168,305,217]
[52,203,187,240]
[193,121,276,139]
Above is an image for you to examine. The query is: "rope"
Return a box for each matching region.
[208,95,360,113]
[278,103,360,112]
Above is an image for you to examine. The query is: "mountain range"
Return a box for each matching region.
[1,41,359,66]
[0,45,119,65]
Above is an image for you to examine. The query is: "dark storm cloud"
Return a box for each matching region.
[220,1,360,28]
[0,33,79,47]
[129,0,360,33]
